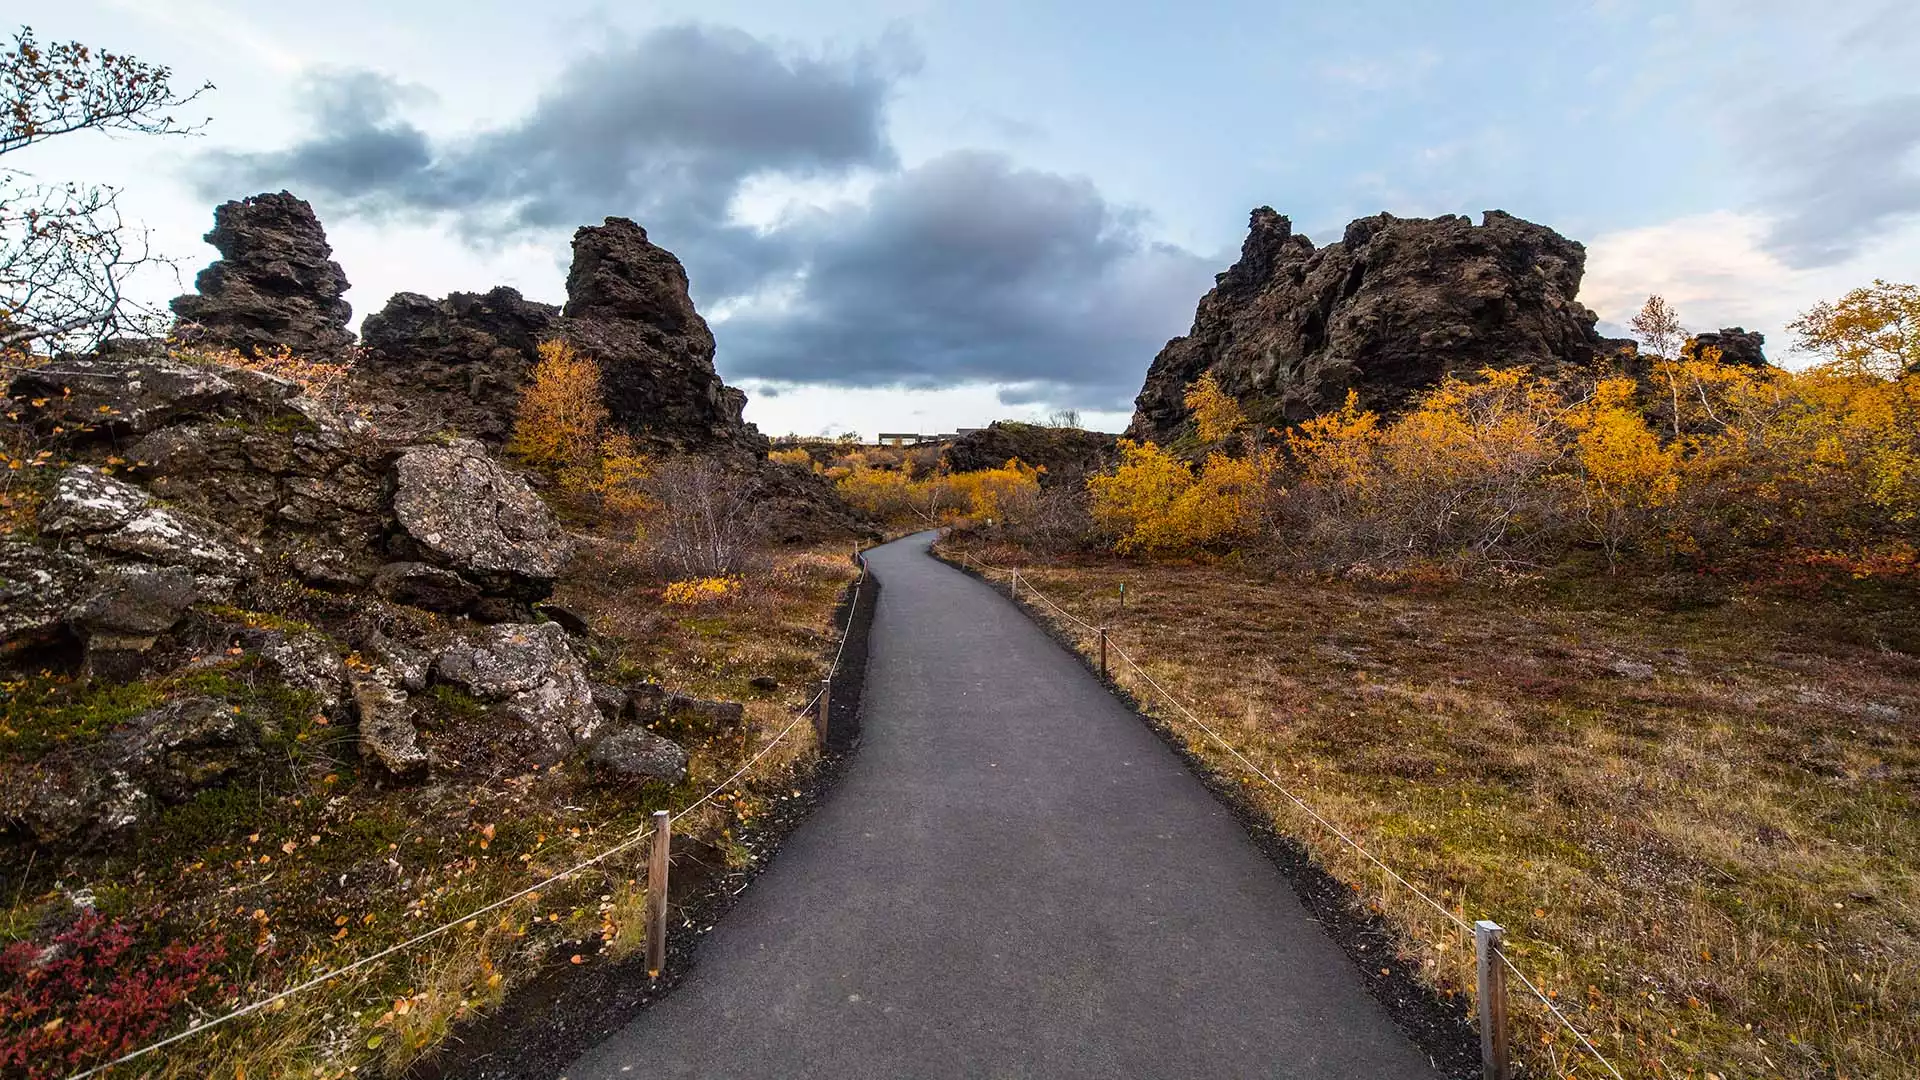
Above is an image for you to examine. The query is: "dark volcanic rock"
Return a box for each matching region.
[1129,208,1609,442]
[0,539,90,655]
[586,727,688,785]
[7,358,243,438]
[559,218,762,453]
[358,287,561,444]
[170,192,354,357]
[372,561,481,614]
[431,622,604,763]
[1685,328,1768,368]
[944,422,1119,483]
[390,440,572,599]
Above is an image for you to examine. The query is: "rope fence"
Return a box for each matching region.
[67,556,869,1080]
[954,547,1623,1080]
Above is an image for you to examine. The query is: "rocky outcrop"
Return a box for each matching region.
[559,218,762,453]
[1129,208,1610,443]
[944,422,1119,483]
[358,287,561,444]
[349,666,428,780]
[170,192,354,357]
[1684,328,1767,368]
[390,440,572,603]
[432,622,605,763]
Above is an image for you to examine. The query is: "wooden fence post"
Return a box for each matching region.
[1011,569,1019,600]
[647,810,671,978]
[816,678,832,751]
[1099,627,1108,680]
[1475,920,1510,1080]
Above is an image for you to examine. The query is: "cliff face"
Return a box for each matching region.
[1128,208,1611,443]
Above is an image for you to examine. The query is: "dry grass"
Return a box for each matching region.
[943,538,1920,1080]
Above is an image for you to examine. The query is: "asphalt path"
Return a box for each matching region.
[560,530,1439,1079]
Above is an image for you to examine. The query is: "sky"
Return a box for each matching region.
[16,0,1920,436]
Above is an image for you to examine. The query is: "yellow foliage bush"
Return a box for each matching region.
[835,458,1042,526]
[1088,440,1277,555]
[661,575,743,605]
[509,340,607,477]
[767,447,813,468]
[1184,371,1248,443]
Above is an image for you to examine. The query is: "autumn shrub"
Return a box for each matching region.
[0,914,227,1080]
[835,457,1041,527]
[1088,440,1278,555]
[767,447,813,469]
[641,457,766,578]
[1184,371,1247,443]
[662,575,744,605]
[507,341,653,519]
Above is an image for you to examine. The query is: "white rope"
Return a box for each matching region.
[67,565,870,1079]
[980,553,1626,1080]
[1497,948,1627,1080]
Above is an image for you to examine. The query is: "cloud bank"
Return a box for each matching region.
[196,24,1215,412]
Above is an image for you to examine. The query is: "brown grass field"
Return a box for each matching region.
[939,537,1919,1080]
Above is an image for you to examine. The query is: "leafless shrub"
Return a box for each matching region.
[640,457,769,578]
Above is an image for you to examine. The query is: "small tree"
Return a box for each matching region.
[508,340,608,478]
[1183,371,1247,443]
[1632,295,1687,437]
[1790,280,1919,379]
[1,26,211,350]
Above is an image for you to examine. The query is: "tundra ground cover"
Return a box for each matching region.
[943,537,1920,1079]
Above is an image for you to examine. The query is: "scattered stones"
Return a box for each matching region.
[391,439,572,598]
[748,675,779,694]
[587,727,689,785]
[170,191,354,357]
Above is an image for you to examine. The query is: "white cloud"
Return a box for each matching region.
[1580,210,1920,365]
[736,380,1128,439]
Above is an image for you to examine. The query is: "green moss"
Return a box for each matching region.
[199,604,318,634]
[142,784,273,862]
[0,675,166,759]
[424,685,488,726]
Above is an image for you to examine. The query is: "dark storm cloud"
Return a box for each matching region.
[193,25,1212,411]
[1751,93,1920,267]
[714,152,1216,411]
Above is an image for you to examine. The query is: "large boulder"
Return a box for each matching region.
[1128,208,1611,442]
[357,287,561,444]
[349,666,428,780]
[6,357,244,438]
[1685,328,1768,369]
[66,565,200,678]
[390,440,571,599]
[559,218,762,453]
[169,192,354,357]
[432,622,604,763]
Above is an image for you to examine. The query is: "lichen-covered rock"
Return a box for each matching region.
[169,191,354,357]
[349,667,428,780]
[391,439,571,598]
[559,218,762,453]
[0,697,261,845]
[363,628,431,693]
[432,622,604,763]
[372,561,481,615]
[357,287,561,445]
[67,565,199,638]
[1129,208,1611,442]
[7,357,242,438]
[586,728,688,785]
[90,507,263,578]
[38,466,151,536]
[246,629,349,715]
[0,539,90,654]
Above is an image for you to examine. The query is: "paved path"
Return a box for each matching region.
[562,531,1439,1079]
